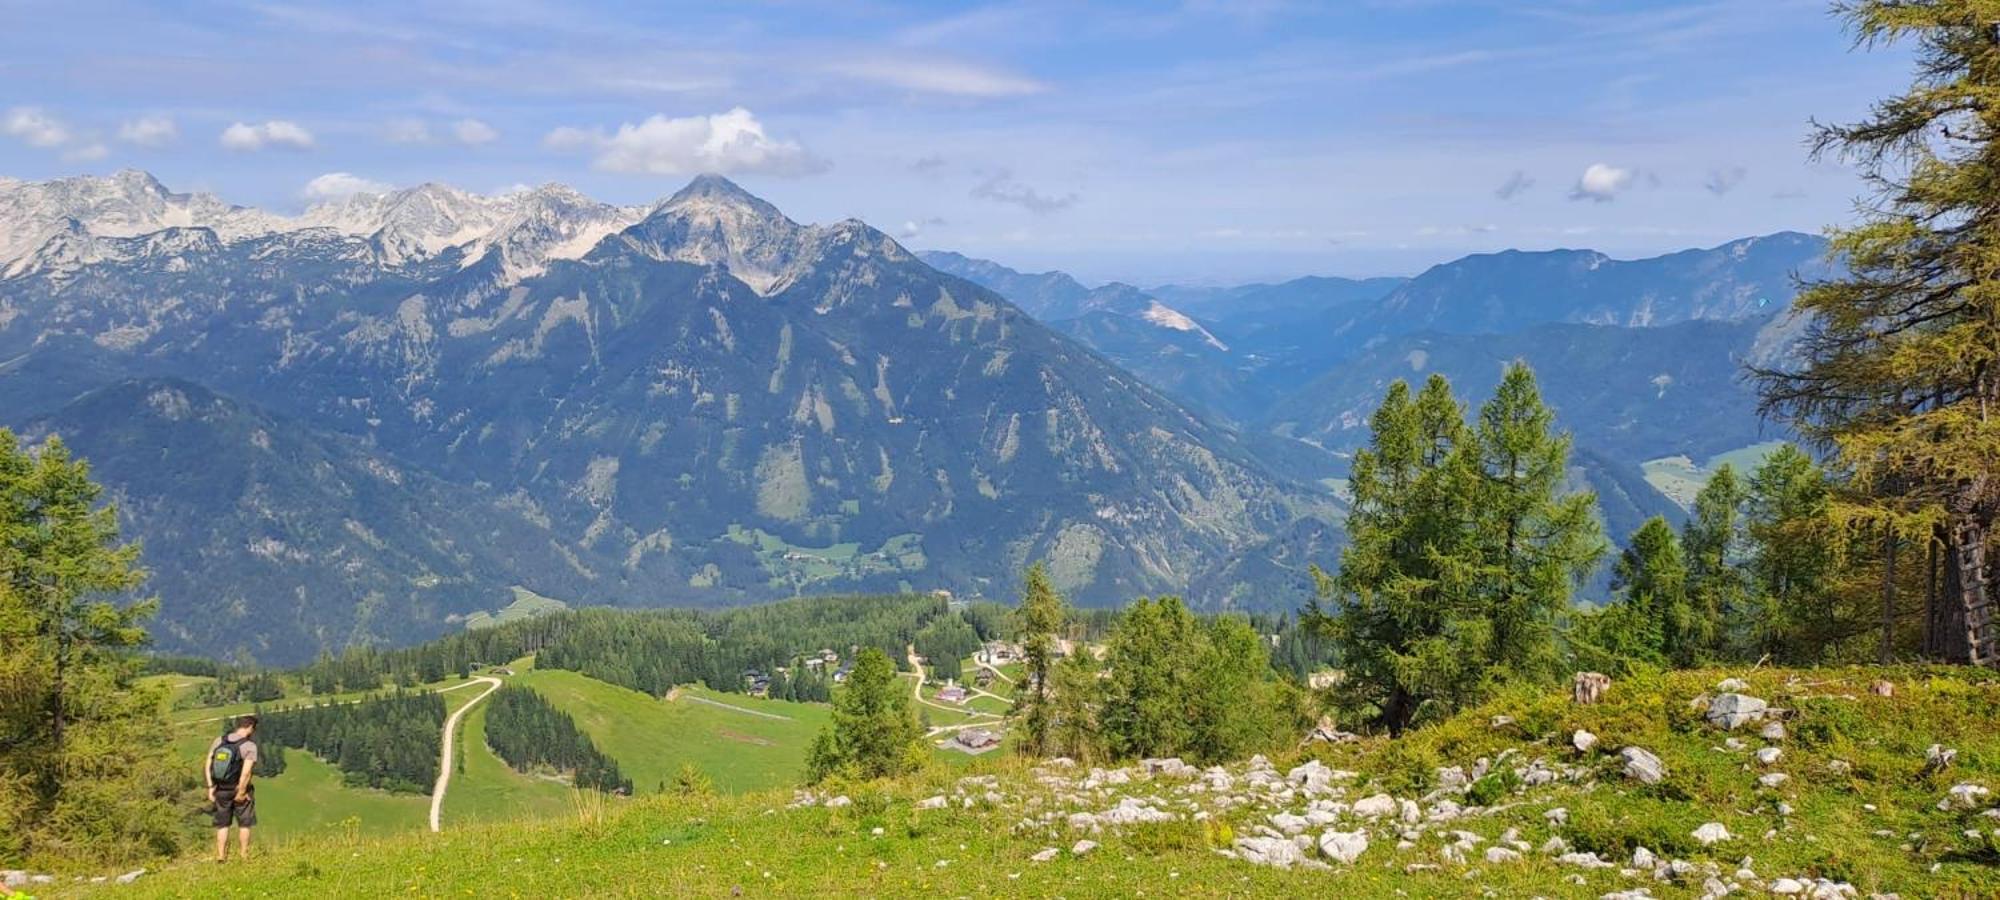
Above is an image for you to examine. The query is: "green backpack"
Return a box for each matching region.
[209,737,245,786]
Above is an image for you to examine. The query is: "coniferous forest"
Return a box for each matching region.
[482,686,631,794]
[252,691,446,793]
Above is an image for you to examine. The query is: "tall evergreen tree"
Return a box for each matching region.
[1472,363,1606,680]
[0,431,181,863]
[1012,563,1067,757]
[1617,516,1692,666]
[1744,446,1842,661]
[1754,0,2000,664]
[1682,465,1752,663]
[806,647,924,782]
[1312,369,1596,734]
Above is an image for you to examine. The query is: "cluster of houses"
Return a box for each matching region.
[741,647,857,697]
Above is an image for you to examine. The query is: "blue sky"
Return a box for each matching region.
[2,0,1912,284]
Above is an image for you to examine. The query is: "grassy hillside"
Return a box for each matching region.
[74,666,2000,898]
[510,669,834,795]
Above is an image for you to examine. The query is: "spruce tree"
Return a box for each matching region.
[1744,446,1841,661]
[1754,0,2000,664]
[1682,465,1751,662]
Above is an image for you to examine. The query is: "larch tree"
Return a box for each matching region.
[1682,465,1752,663]
[806,647,924,782]
[1012,563,1066,757]
[1614,516,1692,667]
[1471,362,1606,680]
[1755,0,2000,665]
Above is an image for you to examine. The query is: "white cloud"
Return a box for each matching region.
[4,107,72,148]
[827,58,1046,97]
[453,118,499,145]
[301,172,391,200]
[220,120,315,152]
[544,107,823,176]
[384,118,432,144]
[970,170,1076,214]
[1569,163,1634,202]
[116,115,179,147]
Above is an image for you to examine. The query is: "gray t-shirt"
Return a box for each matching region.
[208,736,258,787]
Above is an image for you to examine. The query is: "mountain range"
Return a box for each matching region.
[0,169,1835,662]
[0,172,1328,663]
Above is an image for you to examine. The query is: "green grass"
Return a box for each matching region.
[461,586,570,630]
[95,665,2000,898]
[510,670,834,795]
[1642,440,1787,509]
[441,698,576,827]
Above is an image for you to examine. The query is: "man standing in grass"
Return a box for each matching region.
[205,715,259,862]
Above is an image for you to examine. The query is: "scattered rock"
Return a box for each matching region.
[1757,747,1783,765]
[1558,851,1615,869]
[1234,836,1303,869]
[1490,714,1517,731]
[1030,848,1059,863]
[1351,793,1398,818]
[1287,760,1334,792]
[1545,807,1569,826]
[1939,783,1991,811]
[824,795,852,808]
[1869,680,1894,698]
[1926,745,1957,774]
[115,869,146,885]
[1318,829,1369,865]
[1621,747,1667,785]
[1486,846,1522,864]
[1301,716,1358,745]
[1632,846,1656,869]
[1717,677,1748,692]
[1761,721,1787,742]
[915,795,946,810]
[1706,693,1769,730]
[1573,729,1599,753]
[1,871,26,889]
[1071,839,1098,856]
[1759,773,1791,789]
[1692,822,1734,846]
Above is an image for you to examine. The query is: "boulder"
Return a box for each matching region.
[1620,747,1667,785]
[1705,693,1768,730]
[1318,829,1369,864]
[1939,783,1991,811]
[1351,793,1398,818]
[1234,835,1303,869]
[1691,822,1733,845]
[1572,729,1599,753]
[1572,671,1611,704]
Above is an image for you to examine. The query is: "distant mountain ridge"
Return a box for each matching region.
[0,170,1331,663]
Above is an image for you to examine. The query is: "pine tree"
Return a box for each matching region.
[1754,1,2000,664]
[1100,597,1201,758]
[1012,563,1067,757]
[1044,649,1104,763]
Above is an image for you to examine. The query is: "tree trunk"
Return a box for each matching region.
[1881,529,1897,665]
[1947,513,1994,666]
[1923,534,1941,659]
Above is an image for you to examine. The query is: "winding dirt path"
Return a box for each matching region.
[429,676,502,833]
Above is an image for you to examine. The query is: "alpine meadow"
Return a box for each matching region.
[6,2,2000,898]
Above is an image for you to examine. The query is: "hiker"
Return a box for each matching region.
[205,715,259,862]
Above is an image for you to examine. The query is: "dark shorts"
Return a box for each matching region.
[212,791,256,828]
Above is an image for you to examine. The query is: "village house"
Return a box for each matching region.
[953,727,1001,753]
[937,684,968,705]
